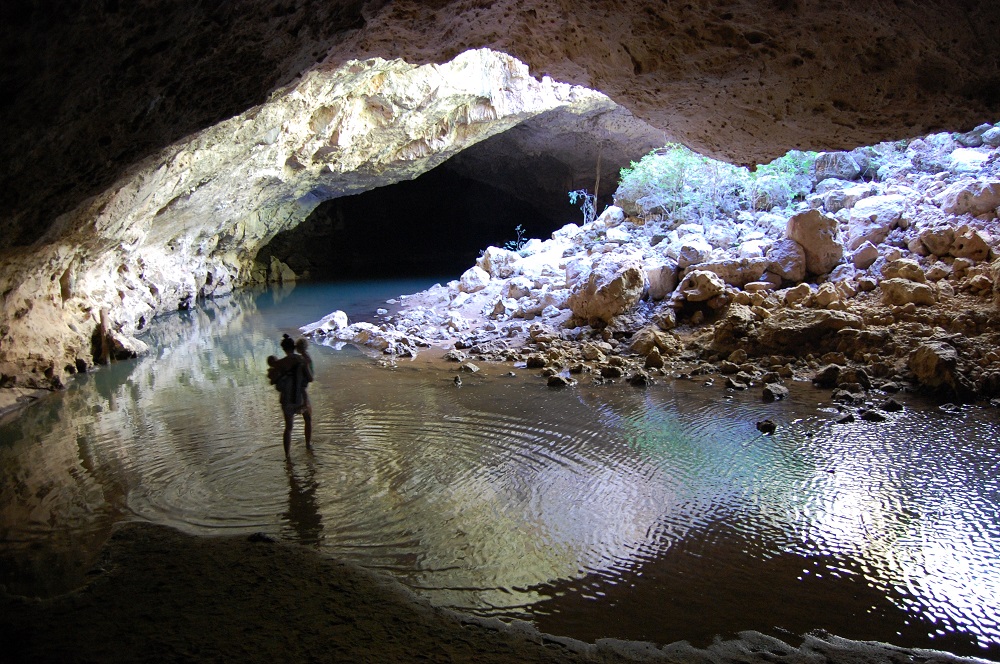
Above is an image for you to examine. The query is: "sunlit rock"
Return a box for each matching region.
[785,210,844,276]
[935,179,1000,216]
[881,259,926,283]
[676,270,726,303]
[459,266,491,293]
[813,152,861,182]
[566,254,645,323]
[765,238,807,283]
[846,194,907,251]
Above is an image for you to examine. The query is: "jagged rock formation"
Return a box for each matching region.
[0,49,656,387]
[2,0,1000,386]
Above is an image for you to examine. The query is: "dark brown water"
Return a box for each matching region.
[1,282,998,659]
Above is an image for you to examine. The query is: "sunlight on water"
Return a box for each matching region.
[1,281,999,657]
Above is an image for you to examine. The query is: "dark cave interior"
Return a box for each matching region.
[259,162,610,281]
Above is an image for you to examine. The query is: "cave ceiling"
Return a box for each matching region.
[2,0,999,250]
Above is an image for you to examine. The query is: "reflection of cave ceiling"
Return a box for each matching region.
[3,0,998,248]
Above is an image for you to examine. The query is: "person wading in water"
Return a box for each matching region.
[267,334,313,458]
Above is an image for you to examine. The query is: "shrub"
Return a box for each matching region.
[614,144,818,222]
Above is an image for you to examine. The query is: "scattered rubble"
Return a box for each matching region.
[304,127,1000,406]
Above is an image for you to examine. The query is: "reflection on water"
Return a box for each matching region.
[1,281,999,658]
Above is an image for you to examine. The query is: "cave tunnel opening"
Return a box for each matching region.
[258,157,616,283]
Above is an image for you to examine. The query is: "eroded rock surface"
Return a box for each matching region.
[306,131,1000,404]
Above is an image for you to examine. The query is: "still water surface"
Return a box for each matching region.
[1,281,999,658]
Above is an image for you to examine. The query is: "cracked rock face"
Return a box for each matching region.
[0,49,649,385]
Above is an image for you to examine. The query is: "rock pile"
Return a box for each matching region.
[306,125,1000,405]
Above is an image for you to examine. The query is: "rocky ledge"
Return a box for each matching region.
[305,126,1000,411]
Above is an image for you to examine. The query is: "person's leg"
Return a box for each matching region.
[302,408,312,448]
[283,410,294,457]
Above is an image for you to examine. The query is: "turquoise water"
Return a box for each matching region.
[1,281,998,658]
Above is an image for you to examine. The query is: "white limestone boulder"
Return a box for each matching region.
[566,255,645,323]
[646,261,679,300]
[909,341,959,389]
[814,151,861,182]
[850,241,880,270]
[476,247,521,278]
[881,258,926,282]
[786,210,843,276]
[687,257,768,287]
[676,269,725,302]
[918,225,956,256]
[459,266,491,293]
[676,236,713,269]
[846,194,906,250]
[950,228,991,261]
[935,179,1000,216]
[300,310,350,336]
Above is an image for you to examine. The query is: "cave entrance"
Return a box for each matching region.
[259,162,581,281]
[257,104,662,282]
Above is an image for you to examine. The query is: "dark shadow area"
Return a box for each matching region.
[260,165,584,280]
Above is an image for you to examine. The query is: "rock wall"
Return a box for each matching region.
[0,49,646,386]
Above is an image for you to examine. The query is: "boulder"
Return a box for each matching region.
[935,179,1000,216]
[676,269,725,302]
[606,225,632,243]
[738,239,770,259]
[762,383,789,401]
[476,246,521,278]
[629,327,681,356]
[814,152,861,182]
[566,255,645,323]
[596,205,626,228]
[846,194,906,251]
[676,236,713,269]
[711,303,756,352]
[950,228,991,261]
[955,123,993,147]
[502,276,534,300]
[880,278,936,305]
[459,266,491,293]
[906,135,955,173]
[813,282,840,307]
[765,238,807,283]
[646,261,679,300]
[850,241,880,270]
[909,341,958,389]
[983,127,1000,148]
[783,282,813,305]
[687,257,768,288]
[881,258,926,282]
[918,225,955,256]
[300,310,349,336]
[949,148,989,173]
[786,209,843,276]
[754,309,864,351]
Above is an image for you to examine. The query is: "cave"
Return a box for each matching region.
[3,1,1000,662]
[259,126,629,280]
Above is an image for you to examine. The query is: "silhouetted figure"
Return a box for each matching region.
[268,334,313,457]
